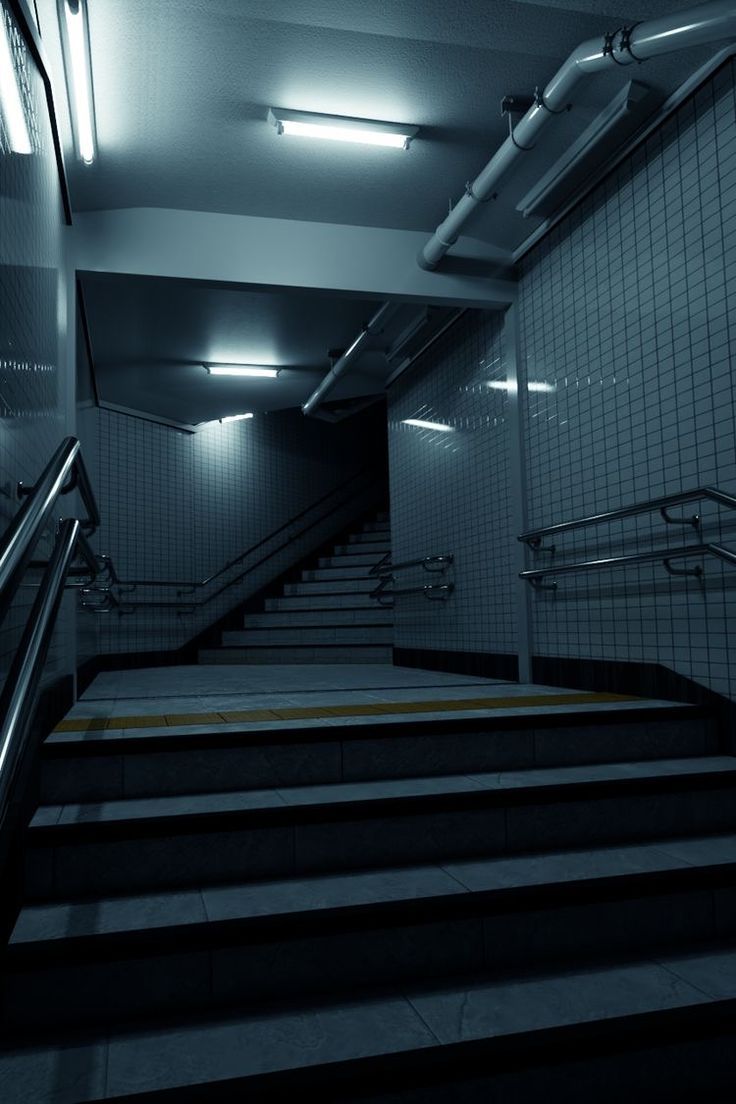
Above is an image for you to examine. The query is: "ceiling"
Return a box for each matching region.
[79,273,458,426]
[34,0,723,422]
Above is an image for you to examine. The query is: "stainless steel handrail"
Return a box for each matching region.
[369,553,453,578]
[0,518,82,826]
[519,485,736,547]
[373,580,454,606]
[0,438,100,624]
[520,542,736,588]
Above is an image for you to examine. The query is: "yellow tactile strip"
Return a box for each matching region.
[53,692,640,733]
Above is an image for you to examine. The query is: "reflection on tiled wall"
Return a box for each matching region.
[387,311,516,658]
[81,406,382,655]
[0,2,68,687]
[520,59,736,699]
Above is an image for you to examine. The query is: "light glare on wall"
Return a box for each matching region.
[60,0,96,164]
[402,418,454,433]
[268,107,418,150]
[0,10,32,154]
[204,364,281,378]
[487,380,555,392]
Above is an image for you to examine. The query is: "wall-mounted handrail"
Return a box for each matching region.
[520,542,736,588]
[115,467,375,592]
[92,467,382,614]
[370,551,454,604]
[519,486,736,547]
[369,553,453,578]
[0,518,83,827]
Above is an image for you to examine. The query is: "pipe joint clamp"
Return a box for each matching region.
[534,86,570,116]
[464,181,497,203]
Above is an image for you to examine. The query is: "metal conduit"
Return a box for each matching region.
[419,0,736,270]
[302,301,398,417]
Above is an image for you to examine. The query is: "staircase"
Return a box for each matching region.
[199,511,393,665]
[4,688,736,1099]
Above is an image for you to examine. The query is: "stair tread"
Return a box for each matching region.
[2,946,734,1101]
[29,756,736,832]
[12,832,736,949]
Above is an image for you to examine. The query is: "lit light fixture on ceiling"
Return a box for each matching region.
[59,0,96,164]
[204,364,281,378]
[0,8,32,154]
[487,380,556,393]
[268,107,418,150]
[402,418,454,433]
[219,412,254,423]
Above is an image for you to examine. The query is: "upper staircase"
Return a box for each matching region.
[199,511,393,664]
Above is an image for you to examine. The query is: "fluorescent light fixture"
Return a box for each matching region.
[268,107,418,150]
[60,0,96,164]
[0,10,32,154]
[402,418,454,433]
[204,364,280,378]
[219,412,254,423]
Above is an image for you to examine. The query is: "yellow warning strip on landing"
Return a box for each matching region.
[53,691,640,733]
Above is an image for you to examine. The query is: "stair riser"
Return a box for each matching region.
[265,595,382,611]
[221,629,394,646]
[285,579,377,594]
[39,718,716,804]
[244,610,393,627]
[303,568,378,582]
[318,554,388,569]
[199,646,393,664]
[4,882,726,1029]
[26,780,736,900]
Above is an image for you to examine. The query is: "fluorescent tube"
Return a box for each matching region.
[220,413,254,423]
[204,364,280,378]
[402,418,454,432]
[0,10,32,154]
[268,108,417,150]
[62,0,96,164]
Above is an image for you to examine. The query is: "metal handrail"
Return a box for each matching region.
[520,542,736,588]
[519,485,736,548]
[0,519,84,826]
[94,468,382,614]
[114,467,375,592]
[369,553,453,578]
[0,438,100,624]
[372,580,454,606]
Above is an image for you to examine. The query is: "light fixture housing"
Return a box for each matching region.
[402,418,454,433]
[219,412,254,423]
[268,107,418,150]
[204,364,281,378]
[0,8,32,154]
[58,0,96,164]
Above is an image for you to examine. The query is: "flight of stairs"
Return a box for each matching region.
[199,511,394,664]
[4,697,736,1098]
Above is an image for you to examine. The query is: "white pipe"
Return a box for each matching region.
[419,0,736,270]
[302,301,398,417]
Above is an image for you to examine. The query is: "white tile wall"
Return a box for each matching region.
[387,311,517,658]
[0,2,70,689]
[520,59,736,699]
[80,406,383,654]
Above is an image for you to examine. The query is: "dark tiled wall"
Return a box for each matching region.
[520,59,736,700]
[388,59,736,700]
[387,311,517,658]
[0,2,70,688]
[80,406,383,654]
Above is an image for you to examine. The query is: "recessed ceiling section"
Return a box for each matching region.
[79,273,458,428]
[37,0,718,259]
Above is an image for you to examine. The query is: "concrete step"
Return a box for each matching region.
[7,833,736,1029]
[356,522,391,535]
[302,567,377,582]
[25,756,736,901]
[199,644,393,665]
[346,532,391,545]
[319,552,388,568]
[285,578,378,595]
[3,945,736,1101]
[39,704,716,804]
[244,609,393,628]
[265,594,387,611]
[221,627,394,647]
